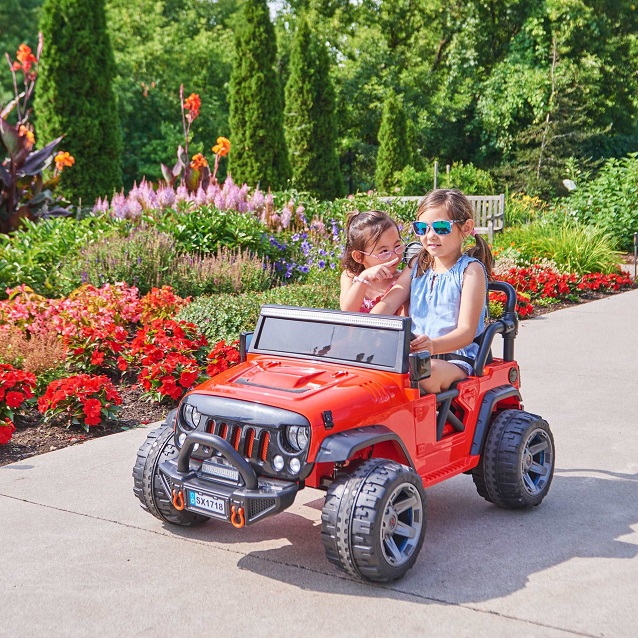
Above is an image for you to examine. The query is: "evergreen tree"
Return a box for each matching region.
[34,0,122,205]
[284,17,344,199]
[228,0,290,189]
[375,92,412,193]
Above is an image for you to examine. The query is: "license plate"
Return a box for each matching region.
[187,490,227,517]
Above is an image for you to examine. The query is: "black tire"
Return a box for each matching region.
[132,424,209,526]
[473,409,555,508]
[321,458,427,583]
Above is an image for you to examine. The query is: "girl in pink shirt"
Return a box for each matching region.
[339,210,407,315]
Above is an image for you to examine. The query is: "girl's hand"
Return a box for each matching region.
[361,256,400,283]
[410,333,434,354]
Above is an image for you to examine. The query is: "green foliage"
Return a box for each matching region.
[177,281,340,343]
[439,161,496,195]
[34,0,122,204]
[504,193,549,227]
[154,206,274,258]
[228,0,290,189]
[375,92,412,193]
[62,227,275,297]
[0,215,115,297]
[284,17,344,200]
[106,0,235,190]
[497,219,620,275]
[562,154,638,252]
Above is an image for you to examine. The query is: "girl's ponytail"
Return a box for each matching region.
[465,232,493,279]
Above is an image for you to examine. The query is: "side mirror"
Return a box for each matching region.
[409,351,431,388]
[239,331,254,363]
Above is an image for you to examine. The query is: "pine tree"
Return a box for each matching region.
[228,0,290,190]
[284,17,344,200]
[375,92,412,194]
[34,0,122,205]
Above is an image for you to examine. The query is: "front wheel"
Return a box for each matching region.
[321,459,427,582]
[473,409,555,508]
[132,423,209,526]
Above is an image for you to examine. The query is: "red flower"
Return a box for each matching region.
[5,391,25,409]
[82,398,103,426]
[179,370,198,388]
[0,420,16,445]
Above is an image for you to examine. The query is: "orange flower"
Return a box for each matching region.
[184,93,201,118]
[55,151,75,172]
[212,136,231,157]
[18,125,35,148]
[190,153,208,170]
[15,44,37,73]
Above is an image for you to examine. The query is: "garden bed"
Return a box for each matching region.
[1,286,633,468]
[0,384,167,467]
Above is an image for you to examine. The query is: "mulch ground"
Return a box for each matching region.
[0,384,169,467]
[0,280,635,467]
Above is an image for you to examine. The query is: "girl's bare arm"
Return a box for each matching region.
[369,266,412,315]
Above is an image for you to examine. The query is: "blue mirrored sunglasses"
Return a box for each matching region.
[412,220,462,236]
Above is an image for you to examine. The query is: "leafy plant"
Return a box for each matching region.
[37,374,122,430]
[0,215,115,297]
[562,154,638,252]
[177,281,340,343]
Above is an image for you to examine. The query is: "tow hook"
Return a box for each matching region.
[231,505,245,528]
[172,489,185,511]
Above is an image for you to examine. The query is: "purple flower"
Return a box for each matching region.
[157,186,176,209]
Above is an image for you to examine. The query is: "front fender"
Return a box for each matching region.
[315,425,415,469]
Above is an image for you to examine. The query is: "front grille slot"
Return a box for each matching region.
[205,417,270,462]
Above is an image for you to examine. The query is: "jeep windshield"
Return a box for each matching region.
[250,306,411,373]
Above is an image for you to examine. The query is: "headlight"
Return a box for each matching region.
[285,425,310,452]
[182,402,201,430]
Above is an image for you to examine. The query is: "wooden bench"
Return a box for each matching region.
[378,194,505,243]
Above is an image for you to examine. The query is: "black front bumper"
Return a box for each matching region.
[159,431,299,526]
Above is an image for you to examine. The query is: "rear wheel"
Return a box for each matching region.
[132,424,209,526]
[321,458,426,582]
[473,409,554,508]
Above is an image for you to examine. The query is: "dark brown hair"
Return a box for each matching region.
[413,189,493,278]
[341,210,401,276]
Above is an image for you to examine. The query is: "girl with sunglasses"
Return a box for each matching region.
[371,189,493,394]
[340,210,408,314]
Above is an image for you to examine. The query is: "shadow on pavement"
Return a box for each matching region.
[163,470,638,603]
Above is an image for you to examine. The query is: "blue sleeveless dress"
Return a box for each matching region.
[410,254,488,375]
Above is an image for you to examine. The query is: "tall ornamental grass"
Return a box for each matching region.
[497,220,620,275]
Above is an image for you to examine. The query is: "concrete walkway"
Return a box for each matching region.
[1,290,637,638]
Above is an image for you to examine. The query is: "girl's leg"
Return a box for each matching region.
[419,359,467,394]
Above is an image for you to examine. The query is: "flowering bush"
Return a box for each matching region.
[37,374,122,430]
[206,339,240,377]
[138,352,203,402]
[139,286,190,323]
[119,318,209,402]
[64,322,129,374]
[489,291,534,319]
[0,363,36,440]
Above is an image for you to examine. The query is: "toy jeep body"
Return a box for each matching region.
[133,281,554,582]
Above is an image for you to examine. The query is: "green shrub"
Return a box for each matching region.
[0,215,115,297]
[154,206,274,258]
[495,219,620,275]
[563,154,638,252]
[504,193,549,227]
[439,161,496,195]
[177,281,340,343]
[63,227,275,297]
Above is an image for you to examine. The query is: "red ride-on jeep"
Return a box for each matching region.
[133,281,555,582]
